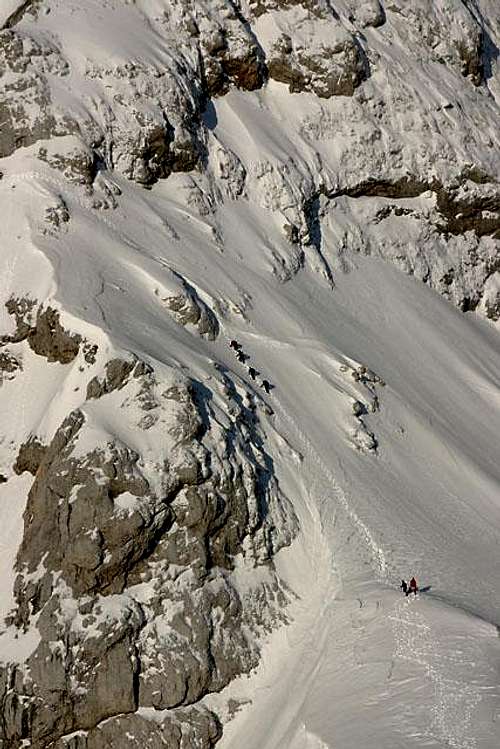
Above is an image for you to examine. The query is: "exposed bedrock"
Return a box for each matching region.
[0,300,81,364]
[0,0,499,744]
[0,360,297,748]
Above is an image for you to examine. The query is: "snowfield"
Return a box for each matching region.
[0,0,499,747]
[3,141,500,745]
[203,255,500,749]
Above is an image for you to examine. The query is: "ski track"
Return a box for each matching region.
[390,596,482,749]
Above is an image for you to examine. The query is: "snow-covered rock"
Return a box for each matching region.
[0,0,499,747]
[2,360,296,746]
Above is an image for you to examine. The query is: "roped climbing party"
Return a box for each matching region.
[228,339,274,394]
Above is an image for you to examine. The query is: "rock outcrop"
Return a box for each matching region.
[0,27,72,159]
[253,1,369,97]
[160,277,220,341]
[1,360,296,748]
[1,300,81,364]
[0,0,499,746]
[0,350,22,385]
[0,0,496,315]
[267,29,368,98]
[48,706,222,749]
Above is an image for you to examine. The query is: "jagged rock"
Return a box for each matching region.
[0,28,73,158]
[268,27,368,97]
[434,181,500,238]
[86,358,136,399]
[3,1,498,746]
[212,145,247,199]
[351,426,378,453]
[137,577,250,708]
[1,297,36,345]
[0,350,20,374]
[28,307,81,364]
[0,2,267,189]
[13,411,171,607]
[296,175,499,311]
[107,114,175,186]
[47,705,221,749]
[160,277,219,340]
[200,20,266,96]
[249,0,331,18]
[1,364,297,747]
[18,594,145,746]
[349,0,386,29]
[351,365,384,387]
[1,300,80,362]
[43,196,71,233]
[2,1,43,29]
[479,272,500,321]
[98,68,193,185]
[283,222,300,244]
[13,436,47,476]
[83,344,98,365]
[385,0,486,85]
[77,4,265,184]
[0,349,22,385]
[352,400,367,417]
[37,136,96,185]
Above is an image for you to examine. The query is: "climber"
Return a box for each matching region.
[229,339,241,351]
[408,577,418,596]
[236,349,247,363]
[400,579,408,595]
[248,366,258,380]
[261,379,271,394]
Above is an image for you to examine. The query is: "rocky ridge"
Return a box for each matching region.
[0,0,497,307]
[0,0,499,747]
[0,335,296,747]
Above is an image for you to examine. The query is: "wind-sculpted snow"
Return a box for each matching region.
[0,0,499,747]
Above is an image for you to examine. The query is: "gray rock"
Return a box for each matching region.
[352,400,366,417]
[1,300,81,364]
[0,29,73,159]
[28,307,81,364]
[86,358,136,399]
[352,425,378,453]
[1,296,36,345]
[351,0,385,28]
[0,349,22,385]
[48,705,221,749]
[37,137,96,185]
[161,276,220,340]
[13,436,47,476]
[1,364,297,747]
[268,30,369,98]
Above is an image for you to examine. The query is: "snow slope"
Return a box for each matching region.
[203,256,500,749]
[3,139,500,745]
[0,1,499,747]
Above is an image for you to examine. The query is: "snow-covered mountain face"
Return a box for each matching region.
[0,1,499,747]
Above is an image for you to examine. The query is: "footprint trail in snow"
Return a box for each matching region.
[391,596,482,749]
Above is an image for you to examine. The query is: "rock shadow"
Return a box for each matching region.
[201,99,218,131]
[196,365,275,523]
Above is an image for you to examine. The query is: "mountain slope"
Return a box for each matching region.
[0,1,499,747]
